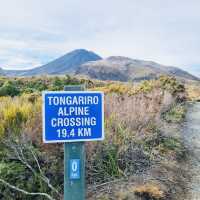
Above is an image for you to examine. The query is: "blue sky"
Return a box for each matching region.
[0,0,199,77]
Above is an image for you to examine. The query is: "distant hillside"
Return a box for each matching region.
[5,49,102,76]
[0,68,5,76]
[76,56,199,82]
[4,69,27,77]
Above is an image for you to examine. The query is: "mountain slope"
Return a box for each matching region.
[0,68,5,76]
[2,51,199,82]
[5,49,102,76]
[76,56,199,82]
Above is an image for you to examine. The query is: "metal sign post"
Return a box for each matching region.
[42,85,104,200]
[64,85,85,200]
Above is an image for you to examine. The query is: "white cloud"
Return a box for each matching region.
[0,0,199,76]
[3,56,42,70]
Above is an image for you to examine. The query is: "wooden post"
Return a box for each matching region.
[64,85,85,200]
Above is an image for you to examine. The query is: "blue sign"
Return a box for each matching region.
[69,159,80,180]
[42,91,104,143]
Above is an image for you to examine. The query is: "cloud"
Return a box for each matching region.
[0,0,199,76]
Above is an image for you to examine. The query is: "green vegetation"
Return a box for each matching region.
[162,103,186,123]
[0,75,95,97]
[0,81,20,97]
[159,75,185,94]
[0,75,188,200]
[91,75,185,96]
[0,97,35,136]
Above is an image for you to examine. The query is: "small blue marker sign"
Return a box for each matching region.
[42,91,104,143]
[69,159,80,180]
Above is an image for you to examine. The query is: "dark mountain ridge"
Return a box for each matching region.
[4,49,102,76]
[1,49,199,82]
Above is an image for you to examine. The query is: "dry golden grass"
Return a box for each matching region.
[186,84,200,101]
[91,76,185,96]
[0,96,34,136]
[134,183,165,199]
[105,88,174,133]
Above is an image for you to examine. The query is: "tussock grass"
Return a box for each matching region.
[0,97,34,136]
[134,183,165,199]
[162,103,186,123]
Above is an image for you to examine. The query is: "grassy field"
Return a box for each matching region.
[0,75,191,199]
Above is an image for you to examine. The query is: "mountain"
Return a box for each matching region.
[76,56,199,82]
[0,68,5,76]
[2,50,199,82]
[5,49,102,76]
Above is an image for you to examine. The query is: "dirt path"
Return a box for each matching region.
[182,102,200,200]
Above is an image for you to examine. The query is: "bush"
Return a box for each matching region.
[162,104,186,123]
[0,81,20,97]
[0,97,34,136]
[134,183,165,200]
[159,76,185,94]
[0,162,28,200]
[91,76,185,98]
[0,138,63,200]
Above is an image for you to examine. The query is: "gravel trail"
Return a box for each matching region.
[183,102,200,200]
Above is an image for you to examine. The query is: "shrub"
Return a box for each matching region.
[51,76,64,90]
[0,162,28,199]
[162,103,186,123]
[0,81,20,97]
[159,76,185,94]
[158,137,186,160]
[87,144,122,183]
[0,138,63,200]
[0,97,33,136]
[136,80,154,93]
[134,183,165,199]
[91,76,185,97]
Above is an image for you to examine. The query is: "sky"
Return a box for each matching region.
[0,0,199,77]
